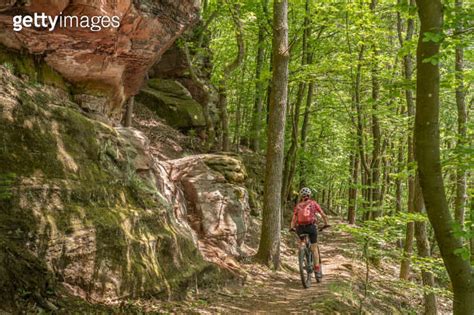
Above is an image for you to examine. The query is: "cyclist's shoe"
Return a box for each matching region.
[314,265,322,279]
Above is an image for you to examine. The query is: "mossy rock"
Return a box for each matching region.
[203,155,247,184]
[0,45,68,90]
[0,45,113,108]
[0,68,225,312]
[136,79,206,130]
[147,78,191,99]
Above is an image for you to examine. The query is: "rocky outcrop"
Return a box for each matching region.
[149,44,189,80]
[149,40,218,119]
[132,103,253,262]
[0,0,200,117]
[241,153,265,216]
[136,78,206,130]
[0,66,226,311]
[166,155,249,259]
[0,66,253,311]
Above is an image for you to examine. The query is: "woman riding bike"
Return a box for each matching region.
[290,187,329,278]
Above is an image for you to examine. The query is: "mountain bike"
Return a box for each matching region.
[292,225,330,288]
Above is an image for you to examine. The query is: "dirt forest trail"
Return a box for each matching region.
[195,221,360,314]
[144,218,450,314]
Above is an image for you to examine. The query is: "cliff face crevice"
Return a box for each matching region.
[0,0,200,118]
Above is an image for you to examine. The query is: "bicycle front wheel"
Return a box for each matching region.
[298,247,312,288]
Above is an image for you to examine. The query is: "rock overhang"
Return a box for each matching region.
[0,0,201,119]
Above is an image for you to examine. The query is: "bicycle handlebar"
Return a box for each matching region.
[318,224,331,232]
[290,224,330,233]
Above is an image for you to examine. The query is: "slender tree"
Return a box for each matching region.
[250,0,269,152]
[256,0,289,269]
[348,151,359,224]
[122,96,134,127]
[281,0,311,209]
[414,176,438,314]
[345,8,359,225]
[218,3,244,151]
[354,44,371,221]
[233,61,248,151]
[398,0,416,280]
[299,76,314,189]
[415,1,474,313]
[395,141,403,213]
[183,42,216,150]
[454,0,467,233]
[369,0,382,220]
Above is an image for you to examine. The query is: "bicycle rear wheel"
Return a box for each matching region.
[298,247,312,288]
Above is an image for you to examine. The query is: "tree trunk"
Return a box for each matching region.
[217,82,230,151]
[354,45,371,221]
[400,221,414,280]
[399,0,416,280]
[414,176,438,315]
[256,0,289,269]
[282,0,311,209]
[362,166,371,222]
[234,62,248,152]
[250,0,268,152]
[454,0,467,233]
[299,79,314,188]
[355,46,369,177]
[370,56,381,219]
[379,139,389,209]
[233,95,242,152]
[395,143,403,213]
[183,42,215,151]
[241,84,251,147]
[218,3,244,151]
[265,50,273,126]
[328,185,333,211]
[415,1,474,313]
[348,152,359,224]
[369,0,381,221]
[123,96,134,127]
[281,83,304,207]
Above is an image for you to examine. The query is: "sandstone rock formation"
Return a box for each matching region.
[167,155,249,258]
[0,0,200,118]
[149,44,189,80]
[132,103,253,264]
[0,66,218,310]
[0,66,251,311]
[136,78,206,130]
[149,41,217,114]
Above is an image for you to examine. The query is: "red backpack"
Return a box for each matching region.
[295,200,314,225]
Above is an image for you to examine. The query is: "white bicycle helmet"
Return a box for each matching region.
[299,187,312,198]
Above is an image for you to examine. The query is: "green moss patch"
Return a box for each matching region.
[136,79,206,130]
[0,45,68,90]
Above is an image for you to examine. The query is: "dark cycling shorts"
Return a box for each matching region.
[296,224,318,244]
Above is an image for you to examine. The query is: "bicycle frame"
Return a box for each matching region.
[293,225,329,288]
[299,234,312,259]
